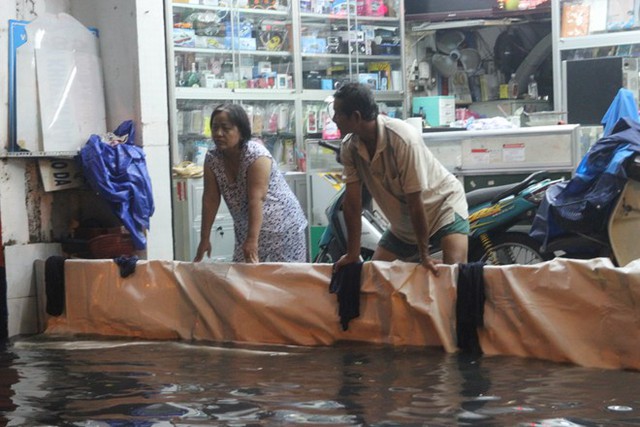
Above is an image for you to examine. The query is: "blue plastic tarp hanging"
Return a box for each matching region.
[530,117,640,249]
[78,120,155,250]
[601,88,640,137]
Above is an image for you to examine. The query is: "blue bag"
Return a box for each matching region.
[78,121,155,250]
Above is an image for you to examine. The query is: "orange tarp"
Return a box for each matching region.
[45,257,640,370]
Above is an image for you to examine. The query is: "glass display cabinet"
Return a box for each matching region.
[298,0,403,93]
[551,0,640,113]
[171,1,297,165]
[296,0,405,257]
[297,0,405,141]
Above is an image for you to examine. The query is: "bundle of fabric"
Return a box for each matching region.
[78,121,155,250]
[172,161,204,178]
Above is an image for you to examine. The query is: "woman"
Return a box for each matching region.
[194,104,308,263]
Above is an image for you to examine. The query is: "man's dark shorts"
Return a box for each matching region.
[379,213,470,259]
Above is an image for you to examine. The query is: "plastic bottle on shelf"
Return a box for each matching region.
[177,70,186,87]
[186,63,201,88]
[527,74,539,100]
[175,56,186,87]
[174,56,184,87]
[507,73,518,100]
[306,105,318,134]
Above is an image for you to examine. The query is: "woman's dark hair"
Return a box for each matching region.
[333,82,379,121]
[210,103,252,145]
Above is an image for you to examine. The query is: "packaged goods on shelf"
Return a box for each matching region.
[173,28,195,47]
[257,26,290,51]
[368,62,391,90]
[358,73,379,90]
[301,37,327,53]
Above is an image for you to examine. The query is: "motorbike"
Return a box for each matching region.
[533,153,640,267]
[465,171,561,265]
[313,140,562,265]
[312,141,386,263]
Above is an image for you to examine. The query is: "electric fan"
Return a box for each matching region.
[431,30,481,78]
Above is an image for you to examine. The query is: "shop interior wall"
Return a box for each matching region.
[1,0,173,338]
[68,0,173,262]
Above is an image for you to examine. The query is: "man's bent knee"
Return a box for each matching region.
[441,233,468,264]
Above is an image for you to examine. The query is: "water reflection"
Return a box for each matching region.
[0,342,18,426]
[0,337,639,426]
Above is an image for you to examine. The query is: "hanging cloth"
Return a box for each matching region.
[456,261,485,354]
[329,262,363,331]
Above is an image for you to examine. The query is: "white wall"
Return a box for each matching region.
[69,0,174,261]
[1,0,173,337]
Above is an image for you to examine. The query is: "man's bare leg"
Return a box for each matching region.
[440,233,468,264]
[372,245,399,261]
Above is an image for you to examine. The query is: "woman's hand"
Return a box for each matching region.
[193,240,212,262]
[242,238,259,263]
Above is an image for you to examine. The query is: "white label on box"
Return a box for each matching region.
[258,61,272,73]
[276,74,288,89]
[439,98,455,125]
[502,143,526,162]
[470,148,490,164]
[205,75,225,89]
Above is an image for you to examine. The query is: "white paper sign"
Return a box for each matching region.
[33,13,106,153]
[38,158,85,192]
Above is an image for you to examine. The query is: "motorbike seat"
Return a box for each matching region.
[466,183,517,207]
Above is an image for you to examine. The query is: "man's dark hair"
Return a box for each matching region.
[333,82,379,121]
[210,103,252,145]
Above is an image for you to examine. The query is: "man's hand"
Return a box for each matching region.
[420,256,440,276]
[334,253,361,271]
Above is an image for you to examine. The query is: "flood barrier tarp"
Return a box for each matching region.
[45,257,640,370]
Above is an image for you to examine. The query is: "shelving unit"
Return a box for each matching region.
[167,0,406,164]
[297,2,405,258]
[168,1,297,163]
[551,0,640,112]
[168,0,302,261]
[296,3,406,142]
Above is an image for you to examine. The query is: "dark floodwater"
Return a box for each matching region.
[1,336,640,426]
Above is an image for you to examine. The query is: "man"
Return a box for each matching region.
[332,83,469,274]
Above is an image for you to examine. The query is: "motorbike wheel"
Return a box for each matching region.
[313,237,344,263]
[470,232,547,266]
[313,240,375,263]
[314,246,335,263]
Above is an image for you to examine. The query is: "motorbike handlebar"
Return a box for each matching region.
[318,139,340,152]
[317,140,342,165]
[627,154,640,182]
